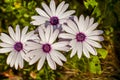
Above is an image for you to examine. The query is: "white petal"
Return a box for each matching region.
[42,2,52,16]
[0,33,15,44]
[77,42,82,59]
[83,44,90,58]
[67,20,79,32]
[20,51,30,62]
[74,16,79,27]
[51,50,66,61]
[84,16,89,30]
[78,15,85,32]
[7,51,14,64]
[47,54,56,70]
[29,54,40,65]
[15,25,21,41]
[86,30,103,36]
[86,23,98,33]
[0,48,13,53]
[62,25,76,35]
[31,16,49,20]
[87,36,104,41]
[56,1,65,15]
[86,39,102,48]
[10,52,17,67]
[35,8,49,18]
[8,26,16,41]
[50,52,63,66]
[38,27,46,42]
[21,26,28,41]
[49,29,59,44]
[54,46,69,51]
[89,17,94,27]
[19,56,24,69]
[59,33,75,39]
[23,31,35,42]
[45,26,51,42]
[69,39,77,48]
[59,10,75,19]
[37,55,45,70]
[50,0,56,15]
[52,41,68,48]
[58,4,69,16]
[0,43,12,48]
[83,42,97,55]
[15,53,21,69]
[70,47,77,58]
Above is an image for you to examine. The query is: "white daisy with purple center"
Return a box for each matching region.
[31,0,75,29]
[0,25,37,69]
[59,15,104,58]
[26,26,69,70]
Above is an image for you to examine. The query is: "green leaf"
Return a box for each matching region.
[84,0,98,9]
[89,56,102,74]
[97,49,108,59]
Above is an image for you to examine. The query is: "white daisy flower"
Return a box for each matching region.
[59,15,104,58]
[31,0,75,29]
[26,26,69,70]
[0,25,38,69]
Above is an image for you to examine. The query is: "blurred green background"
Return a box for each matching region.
[0,0,120,80]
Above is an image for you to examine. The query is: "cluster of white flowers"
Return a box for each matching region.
[0,0,104,70]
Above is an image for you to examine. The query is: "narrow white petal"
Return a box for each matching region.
[58,4,69,16]
[47,54,56,70]
[45,26,51,42]
[59,10,75,19]
[49,29,59,44]
[69,39,77,48]
[15,53,21,69]
[86,30,103,36]
[51,50,66,61]
[54,46,69,52]
[8,27,16,41]
[29,54,40,65]
[7,51,14,64]
[0,43,12,48]
[20,51,30,62]
[38,27,46,42]
[0,48,13,53]
[70,47,77,58]
[77,42,82,59]
[31,16,49,20]
[89,17,94,27]
[78,15,85,32]
[10,52,17,67]
[37,55,45,70]
[56,1,65,15]
[35,8,49,17]
[62,25,76,35]
[59,33,75,39]
[19,56,24,69]
[30,20,44,25]
[83,44,90,58]
[86,39,102,48]
[21,26,28,41]
[15,25,20,41]
[83,42,97,55]
[50,0,56,15]
[50,52,63,66]
[74,16,79,27]
[42,2,52,16]
[23,31,35,42]
[52,41,68,48]
[84,16,89,30]
[0,33,15,44]
[86,23,98,33]
[67,20,79,32]
[87,36,104,41]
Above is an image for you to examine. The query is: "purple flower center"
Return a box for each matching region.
[14,42,23,52]
[42,44,51,53]
[50,16,59,25]
[76,32,86,42]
